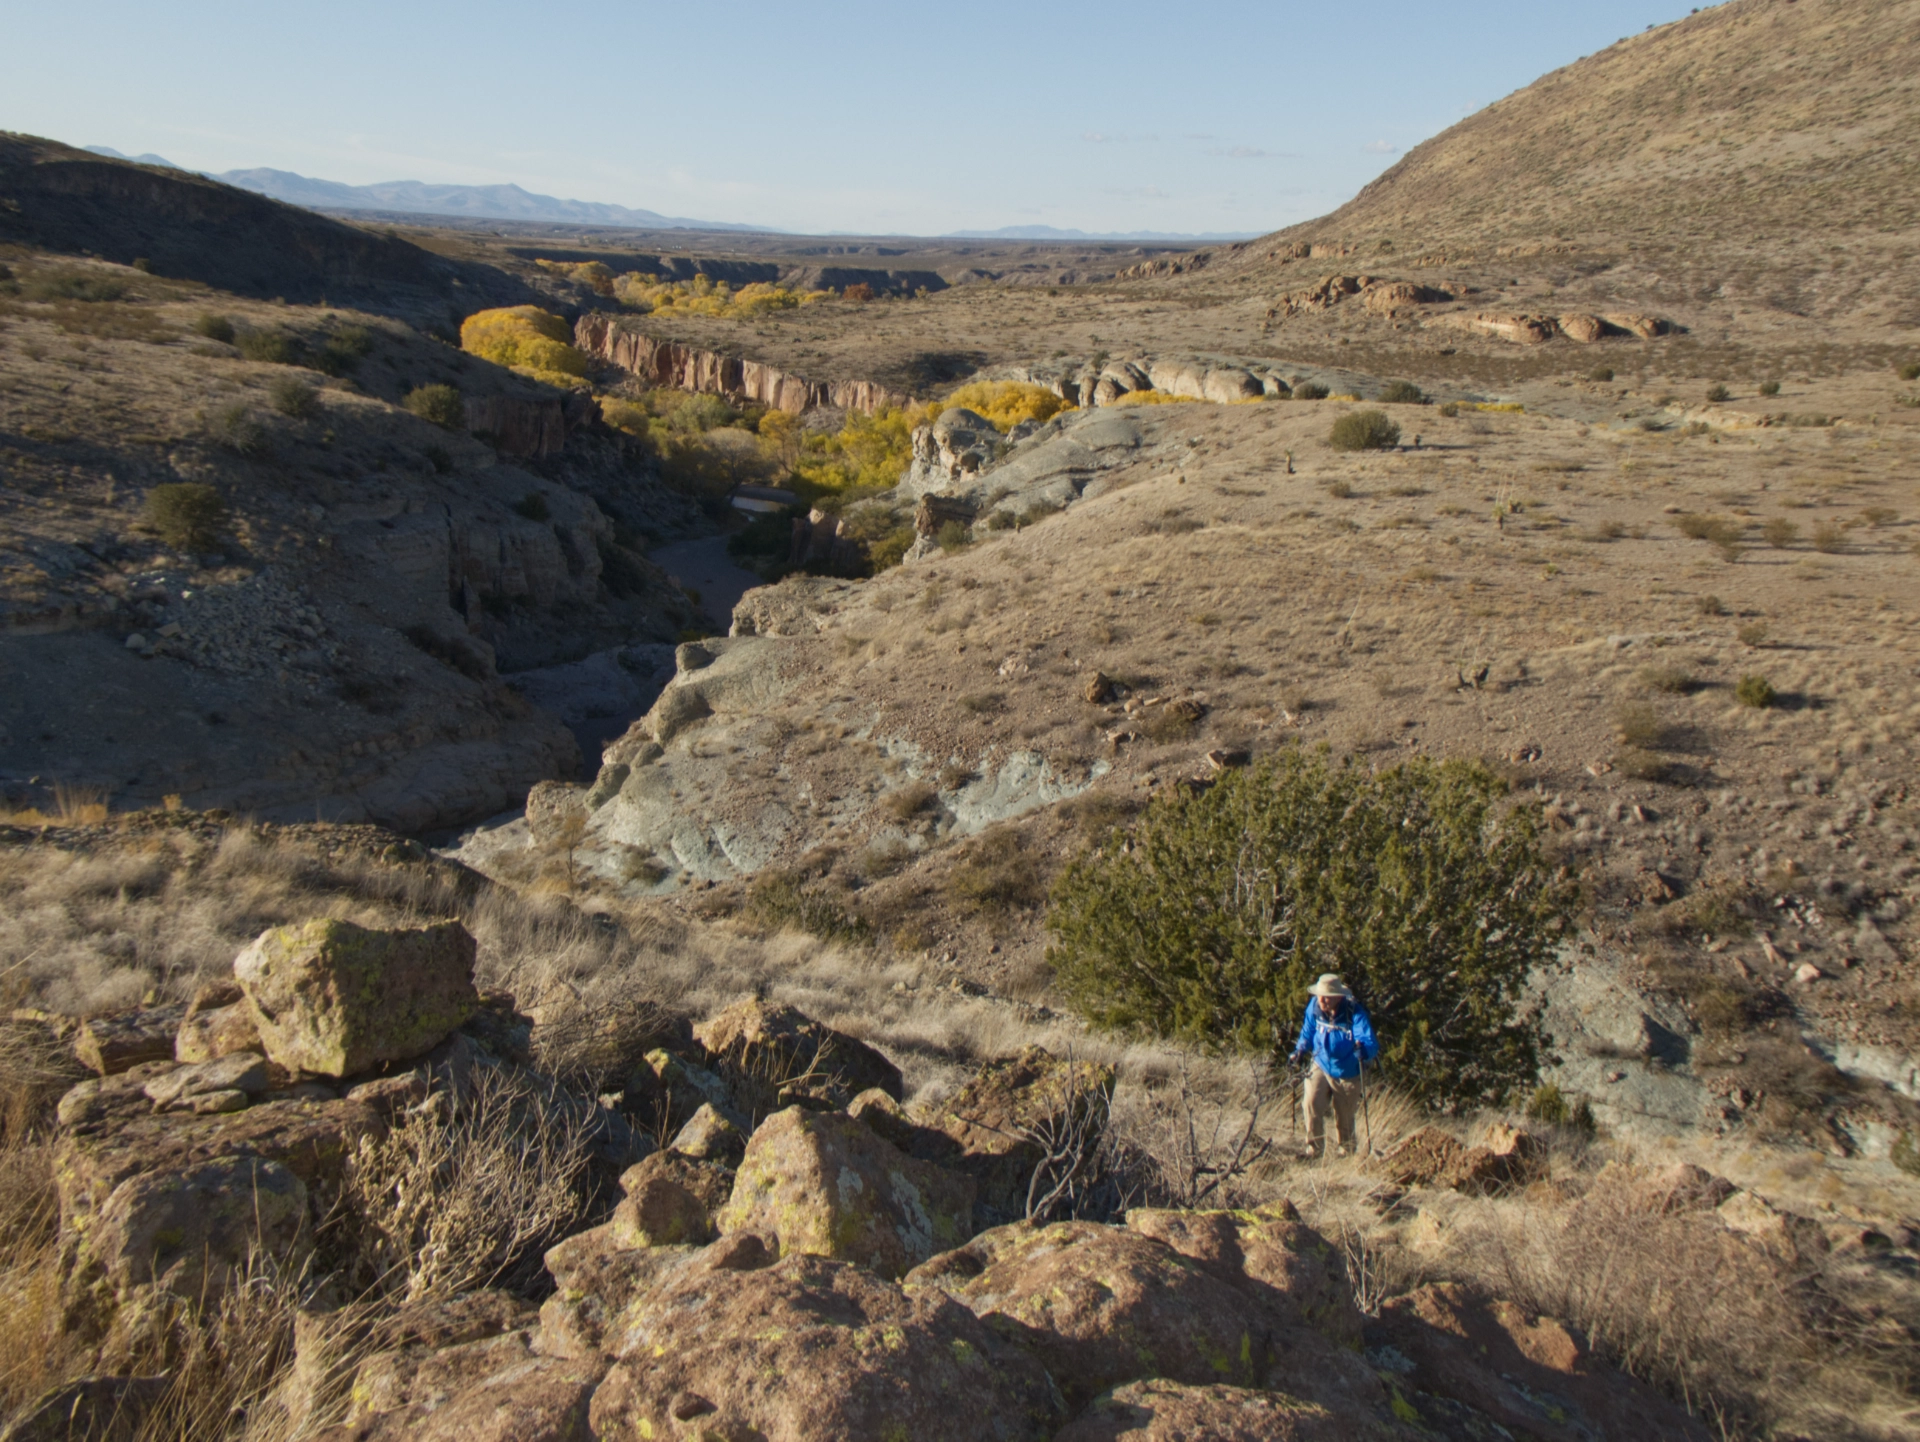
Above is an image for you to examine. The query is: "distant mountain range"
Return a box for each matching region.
[81,149,1250,243]
[945,225,1262,242]
[83,149,764,232]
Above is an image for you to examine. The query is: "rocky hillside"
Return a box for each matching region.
[0,247,704,830]
[8,855,1888,1439]
[0,135,538,326]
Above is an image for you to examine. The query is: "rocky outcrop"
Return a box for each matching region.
[1445,311,1674,345]
[694,998,904,1108]
[461,390,599,459]
[903,407,1004,494]
[574,314,910,415]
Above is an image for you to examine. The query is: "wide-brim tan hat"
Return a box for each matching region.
[1308,973,1354,999]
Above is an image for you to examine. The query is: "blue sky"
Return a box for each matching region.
[7,1,1692,236]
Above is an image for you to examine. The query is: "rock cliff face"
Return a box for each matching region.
[575,314,911,415]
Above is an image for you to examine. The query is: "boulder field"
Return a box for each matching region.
[3,917,1722,1440]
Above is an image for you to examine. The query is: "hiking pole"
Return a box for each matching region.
[1357,1050,1373,1159]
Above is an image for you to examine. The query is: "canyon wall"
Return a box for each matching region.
[575,313,911,416]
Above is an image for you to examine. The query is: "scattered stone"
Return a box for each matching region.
[719,1107,974,1279]
[142,1052,270,1110]
[694,998,903,1109]
[1794,961,1823,985]
[233,918,479,1077]
[1084,671,1116,704]
[1369,1282,1709,1441]
[74,1006,188,1076]
[611,1151,734,1248]
[667,1102,745,1164]
[590,1253,1059,1442]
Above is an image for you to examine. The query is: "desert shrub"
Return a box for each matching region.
[1811,521,1847,553]
[1758,379,1781,397]
[840,282,875,303]
[533,258,616,295]
[611,271,827,320]
[459,306,588,387]
[268,375,318,419]
[1706,383,1731,403]
[940,381,1073,431]
[1612,701,1673,749]
[1588,366,1615,382]
[880,782,937,821]
[236,328,296,365]
[1286,382,1326,401]
[1675,512,1742,559]
[790,402,938,500]
[1900,363,1920,382]
[1328,409,1401,452]
[314,324,373,376]
[745,872,871,946]
[948,830,1047,914]
[935,519,971,553]
[1737,620,1769,647]
[405,384,465,429]
[336,1068,596,1301]
[1735,674,1776,709]
[25,272,126,302]
[1615,747,1674,783]
[1377,380,1425,404]
[1142,705,1200,743]
[424,444,453,475]
[143,482,226,550]
[1761,516,1799,548]
[1048,748,1568,1109]
[1696,594,1726,616]
[192,313,235,344]
[210,402,268,457]
[513,492,551,522]
[1110,390,1201,408]
[1638,665,1693,695]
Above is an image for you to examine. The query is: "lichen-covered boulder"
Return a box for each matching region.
[1124,1205,1362,1348]
[1054,1379,1351,1441]
[718,1107,974,1279]
[313,1328,603,1442]
[905,1221,1266,1408]
[234,919,478,1077]
[90,1155,309,1302]
[174,1002,263,1064]
[589,1251,1059,1442]
[694,998,902,1110]
[610,1150,733,1248]
[668,1101,745,1164]
[536,1228,701,1360]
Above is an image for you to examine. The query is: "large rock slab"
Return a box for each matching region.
[589,1251,1059,1441]
[536,1227,701,1360]
[1055,1379,1351,1442]
[234,918,478,1077]
[313,1329,602,1442]
[1125,1205,1362,1348]
[718,1107,974,1279]
[908,1220,1392,1421]
[695,998,903,1110]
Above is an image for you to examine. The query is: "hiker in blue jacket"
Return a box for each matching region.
[1291,973,1378,1157]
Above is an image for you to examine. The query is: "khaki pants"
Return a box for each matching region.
[1303,1067,1361,1153]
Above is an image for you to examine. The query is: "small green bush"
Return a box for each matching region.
[948,830,1046,914]
[1735,674,1776,709]
[1613,702,1672,750]
[1329,409,1401,452]
[405,384,465,430]
[237,329,296,365]
[1758,380,1781,397]
[1639,665,1693,695]
[314,325,373,376]
[27,272,126,302]
[1589,366,1615,383]
[212,402,268,457]
[268,376,318,419]
[1293,382,1330,401]
[935,519,971,553]
[1437,401,1461,418]
[1705,384,1731,403]
[1811,521,1847,554]
[1762,517,1799,548]
[746,873,871,946]
[143,482,226,551]
[1377,380,1425,404]
[1900,363,1920,382]
[1697,594,1726,616]
[193,313,235,344]
[1047,748,1569,1109]
[513,492,551,522]
[1737,620,1769,647]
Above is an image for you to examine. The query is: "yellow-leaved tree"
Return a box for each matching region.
[460,308,589,389]
[940,381,1074,431]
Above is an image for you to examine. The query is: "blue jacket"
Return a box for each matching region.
[1293,999,1378,1081]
